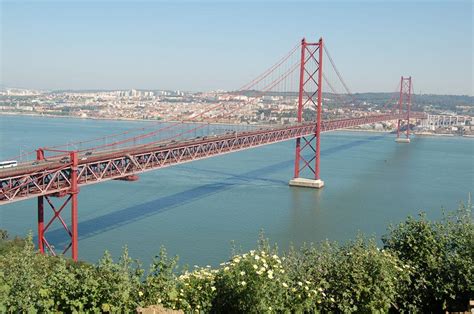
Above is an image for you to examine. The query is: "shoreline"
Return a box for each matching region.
[0,112,264,127]
[1,112,472,139]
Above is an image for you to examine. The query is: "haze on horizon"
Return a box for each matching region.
[1,0,472,96]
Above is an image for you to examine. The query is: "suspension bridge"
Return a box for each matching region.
[0,37,426,260]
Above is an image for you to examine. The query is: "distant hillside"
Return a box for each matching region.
[234,90,473,115]
[353,93,473,113]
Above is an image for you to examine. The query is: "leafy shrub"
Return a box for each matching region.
[284,237,410,312]
[212,249,289,312]
[141,247,180,310]
[383,206,474,311]
[0,205,472,312]
[176,266,217,312]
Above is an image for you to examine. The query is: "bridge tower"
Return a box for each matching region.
[36,149,79,261]
[395,76,412,143]
[289,37,325,189]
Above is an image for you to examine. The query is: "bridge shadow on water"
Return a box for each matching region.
[40,134,387,246]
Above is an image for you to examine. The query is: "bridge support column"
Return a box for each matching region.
[289,37,325,189]
[396,76,412,144]
[70,151,79,261]
[37,196,45,254]
[36,148,45,254]
[36,150,79,261]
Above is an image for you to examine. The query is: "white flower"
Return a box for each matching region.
[280,269,285,274]
[254,255,260,260]
[305,286,309,291]
[305,280,311,284]
[272,254,279,260]
[268,306,272,310]
[157,298,162,303]
[211,286,216,292]
[330,297,335,302]
[240,271,246,276]
[268,273,274,279]
[282,282,288,288]
[297,281,303,286]
[267,269,273,275]
[318,287,323,292]
[241,281,247,286]
[253,264,258,270]
[233,257,240,263]
[224,266,229,271]
[138,291,143,297]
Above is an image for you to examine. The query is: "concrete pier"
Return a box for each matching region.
[395,138,411,143]
[289,177,325,189]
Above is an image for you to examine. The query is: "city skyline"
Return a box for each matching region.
[1,0,473,95]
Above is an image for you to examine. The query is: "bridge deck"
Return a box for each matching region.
[0,113,425,204]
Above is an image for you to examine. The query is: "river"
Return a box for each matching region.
[0,115,472,267]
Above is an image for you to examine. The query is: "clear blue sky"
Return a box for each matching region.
[1,0,472,95]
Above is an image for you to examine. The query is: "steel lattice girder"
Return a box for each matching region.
[0,113,426,204]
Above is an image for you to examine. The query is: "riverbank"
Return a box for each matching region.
[2,112,473,138]
[0,112,264,127]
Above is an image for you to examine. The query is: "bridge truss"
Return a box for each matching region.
[0,37,425,260]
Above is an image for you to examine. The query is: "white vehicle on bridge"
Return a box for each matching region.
[0,160,18,169]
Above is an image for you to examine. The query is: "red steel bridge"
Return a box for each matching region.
[0,37,426,260]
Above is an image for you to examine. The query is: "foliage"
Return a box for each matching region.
[382,205,474,311]
[284,238,410,312]
[0,205,472,313]
[140,247,180,310]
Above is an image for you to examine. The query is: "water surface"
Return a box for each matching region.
[0,115,472,267]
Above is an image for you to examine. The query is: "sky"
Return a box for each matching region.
[1,0,472,95]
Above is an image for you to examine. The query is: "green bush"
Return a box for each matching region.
[383,205,474,311]
[141,247,181,310]
[0,205,472,312]
[284,238,410,312]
